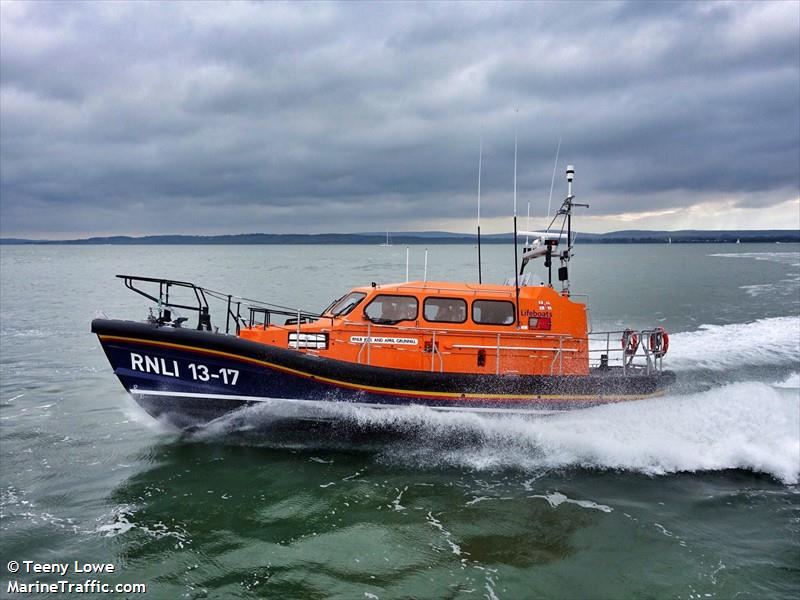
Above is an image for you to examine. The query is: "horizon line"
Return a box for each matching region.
[2,228,800,244]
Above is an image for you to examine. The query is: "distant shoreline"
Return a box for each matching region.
[1,230,799,245]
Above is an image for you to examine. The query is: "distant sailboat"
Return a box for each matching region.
[736,238,741,244]
[380,231,392,247]
[668,237,672,244]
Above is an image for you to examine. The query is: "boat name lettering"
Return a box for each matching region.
[129,353,239,385]
[130,352,180,377]
[350,336,418,346]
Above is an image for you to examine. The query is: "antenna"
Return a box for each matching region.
[512,111,520,327]
[546,138,561,232]
[567,163,574,196]
[526,199,530,246]
[423,248,429,283]
[513,124,518,218]
[405,246,410,282]
[477,137,483,284]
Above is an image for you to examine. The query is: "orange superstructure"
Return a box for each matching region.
[239,280,589,376]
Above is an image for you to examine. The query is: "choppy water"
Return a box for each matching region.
[1,243,798,599]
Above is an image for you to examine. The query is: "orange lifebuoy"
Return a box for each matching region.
[648,326,669,357]
[622,329,639,356]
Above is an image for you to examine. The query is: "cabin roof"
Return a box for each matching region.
[351,280,557,298]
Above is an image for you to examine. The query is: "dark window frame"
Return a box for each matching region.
[327,291,367,317]
[423,296,468,324]
[363,294,419,325]
[471,299,516,326]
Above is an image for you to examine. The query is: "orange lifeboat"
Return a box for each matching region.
[92,166,675,428]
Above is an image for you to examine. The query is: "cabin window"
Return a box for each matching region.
[327,292,366,317]
[364,294,418,324]
[472,300,515,326]
[423,297,467,323]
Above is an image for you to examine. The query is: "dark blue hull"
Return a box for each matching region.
[93,319,676,428]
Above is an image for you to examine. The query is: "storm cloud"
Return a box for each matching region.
[1,0,798,238]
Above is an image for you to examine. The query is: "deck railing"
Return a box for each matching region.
[117,275,665,376]
[117,274,331,335]
[587,329,667,375]
[340,321,665,376]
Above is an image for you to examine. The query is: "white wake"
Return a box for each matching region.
[190,316,800,484]
[666,316,800,371]
[334,381,798,484]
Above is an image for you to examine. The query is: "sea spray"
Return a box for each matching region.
[377,382,799,484]
[665,316,800,371]
[191,381,799,484]
[185,316,800,483]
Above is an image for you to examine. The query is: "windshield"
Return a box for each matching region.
[327,292,366,317]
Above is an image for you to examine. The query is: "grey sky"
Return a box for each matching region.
[1,0,798,238]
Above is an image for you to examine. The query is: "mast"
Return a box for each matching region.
[477,138,483,284]
[520,163,587,295]
[561,165,574,295]
[560,164,588,295]
[567,164,573,252]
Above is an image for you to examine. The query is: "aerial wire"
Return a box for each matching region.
[546,137,561,233]
[512,110,520,326]
[477,135,483,284]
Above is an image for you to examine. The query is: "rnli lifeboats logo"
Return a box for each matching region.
[350,336,418,346]
[520,309,552,318]
[521,300,553,318]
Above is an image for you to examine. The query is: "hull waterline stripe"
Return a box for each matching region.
[130,389,565,415]
[99,334,663,403]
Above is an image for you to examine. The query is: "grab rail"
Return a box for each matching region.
[339,320,663,376]
[586,329,666,375]
[430,330,443,372]
[342,320,583,374]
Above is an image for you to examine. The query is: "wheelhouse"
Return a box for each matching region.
[238,280,590,377]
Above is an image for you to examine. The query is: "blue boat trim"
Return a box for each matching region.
[131,389,563,415]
